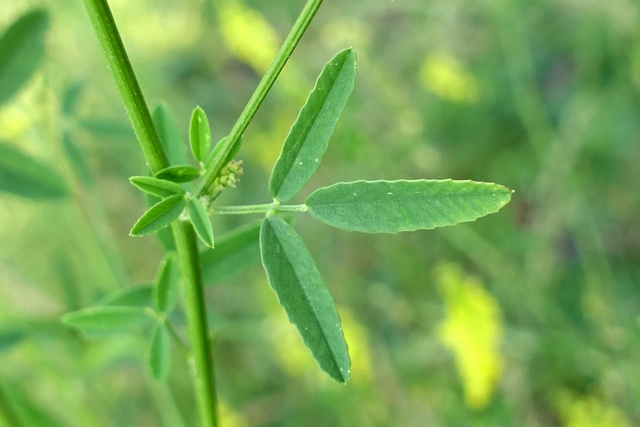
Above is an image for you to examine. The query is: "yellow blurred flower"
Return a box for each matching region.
[420,52,480,104]
[218,0,279,74]
[435,262,503,409]
[559,395,631,427]
[219,399,249,427]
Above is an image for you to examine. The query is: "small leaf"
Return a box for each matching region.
[205,136,243,170]
[0,9,48,104]
[155,253,180,313]
[0,142,69,199]
[130,176,186,198]
[260,215,350,382]
[189,106,212,163]
[188,198,214,248]
[201,220,261,285]
[130,194,186,236]
[269,49,357,202]
[145,193,176,251]
[155,165,201,183]
[306,179,512,233]
[99,284,154,308]
[148,325,171,381]
[61,306,153,332]
[152,102,188,165]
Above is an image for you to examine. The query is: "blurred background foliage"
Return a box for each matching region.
[0,0,639,425]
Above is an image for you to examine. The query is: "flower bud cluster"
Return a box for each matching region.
[207,159,243,200]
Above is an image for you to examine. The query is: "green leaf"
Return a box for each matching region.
[155,165,201,183]
[0,9,48,104]
[145,193,176,251]
[0,328,25,354]
[306,179,513,233]
[205,136,243,170]
[189,106,212,163]
[201,221,261,285]
[130,194,186,236]
[61,306,153,332]
[188,198,214,248]
[155,253,180,313]
[61,80,85,116]
[200,218,294,285]
[260,215,350,382]
[269,49,357,202]
[130,176,186,198]
[99,284,154,308]
[152,102,188,165]
[148,325,171,381]
[62,133,93,187]
[0,142,69,199]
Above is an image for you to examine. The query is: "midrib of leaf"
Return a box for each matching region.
[270,220,343,377]
[279,58,352,186]
[308,189,497,209]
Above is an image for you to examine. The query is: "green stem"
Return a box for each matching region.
[81,0,169,174]
[211,203,308,215]
[195,0,324,197]
[172,221,218,427]
[80,1,218,426]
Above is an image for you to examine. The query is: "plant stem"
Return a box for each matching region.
[195,0,324,198]
[81,1,218,425]
[81,0,169,174]
[172,221,218,427]
[211,203,308,215]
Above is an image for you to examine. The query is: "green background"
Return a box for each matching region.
[0,0,639,425]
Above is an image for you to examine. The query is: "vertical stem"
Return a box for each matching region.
[172,221,218,427]
[81,0,169,173]
[80,1,218,425]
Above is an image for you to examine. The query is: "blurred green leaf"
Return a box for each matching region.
[201,220,261,285]
[130,176,186,198]
[61,81,85,116]
[189,106,212,163]
[1,381,58,427]
[260,215,350,382]
[188,198,214,248]
[155,165,200,183]
[306,179,513,233]
[62,133,93,187]
[269,48,357,202]
[0,9,48,104]
[0,328,25,354]
[99,284,154,308]
[61,306,153,332]
[0,142,69,199]
[155,253,180,313]
[130,194,186,236]
[147,325,171,381]
[152,102,188,165]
